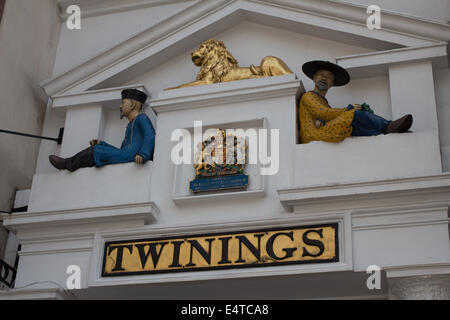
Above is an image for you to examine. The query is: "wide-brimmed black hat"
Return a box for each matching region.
[121,89,148,104]
[302,60,350,87]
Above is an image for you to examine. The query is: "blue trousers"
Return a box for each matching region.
[351,110,390,137]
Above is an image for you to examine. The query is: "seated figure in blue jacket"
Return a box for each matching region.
[49,89,155,172]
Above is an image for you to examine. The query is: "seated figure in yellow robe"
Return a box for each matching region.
[299,61,413,144]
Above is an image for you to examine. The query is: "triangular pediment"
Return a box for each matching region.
[42,0,450,99]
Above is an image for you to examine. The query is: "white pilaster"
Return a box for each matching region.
[389,61,439,132]
[60,104,105,158]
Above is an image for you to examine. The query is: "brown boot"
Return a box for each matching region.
[49,155,67,170]
[384,114,413,134]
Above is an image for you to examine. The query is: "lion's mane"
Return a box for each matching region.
[196,39,239,83]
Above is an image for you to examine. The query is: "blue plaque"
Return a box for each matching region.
[190,174,249,193]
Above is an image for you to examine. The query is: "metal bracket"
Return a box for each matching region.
[0,127,64,144]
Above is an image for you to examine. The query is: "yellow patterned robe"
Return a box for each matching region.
[299,91,356,144]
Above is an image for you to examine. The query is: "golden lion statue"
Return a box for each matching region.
[167,39,293,89]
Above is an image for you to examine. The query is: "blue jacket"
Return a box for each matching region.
[93,113,155,167]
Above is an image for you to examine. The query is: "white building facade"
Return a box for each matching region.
[1,0,450,300]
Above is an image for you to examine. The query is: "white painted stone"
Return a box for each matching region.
[336,43,448,79]
[51,84,149,109]
[294,131,442,187]
[278,174,450,278]
[389,61,439,132]
[3,201,158,231]
[353,223,450,272]
[434,68,450,171]
[442,146,450,172]
[13,190,30,209]
[0,288,71,300]
[279,174,450,210]
[27,162,153,212]
[335,0,450,24]
[34,101,66,174]
[60,104,104,158]
[385,263,450,279]
[14,251,92,290]
[53,1,193,75]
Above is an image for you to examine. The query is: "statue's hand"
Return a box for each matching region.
[315,119,326,129]
[90,139,100,146]
[315,120,323,129]
[134,155,144,164]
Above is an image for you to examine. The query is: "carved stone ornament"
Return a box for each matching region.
[194,128,247,178]
[190,129,249,193]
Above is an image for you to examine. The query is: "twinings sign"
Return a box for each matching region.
[102,224,338,277]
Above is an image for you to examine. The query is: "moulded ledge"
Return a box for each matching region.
[277,173,450,211]
[2,201,159,232]
[151,74,302,113]
[173,189,266,205]
[0,288,71,300]
[51,84,149,109]
[384,263,450,279]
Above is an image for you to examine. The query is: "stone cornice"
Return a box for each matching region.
[151,74,302,113]
[277,173,450,211]
[51,84,149,109]
[41,0,449,98]
[57,0,194,19]
[1,201,159,232]
[259,0,450,41]
[336,43,448,79]
[385,263,450,279]
[0,288,72,300]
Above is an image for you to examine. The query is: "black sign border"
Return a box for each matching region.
[101,223,339,277]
